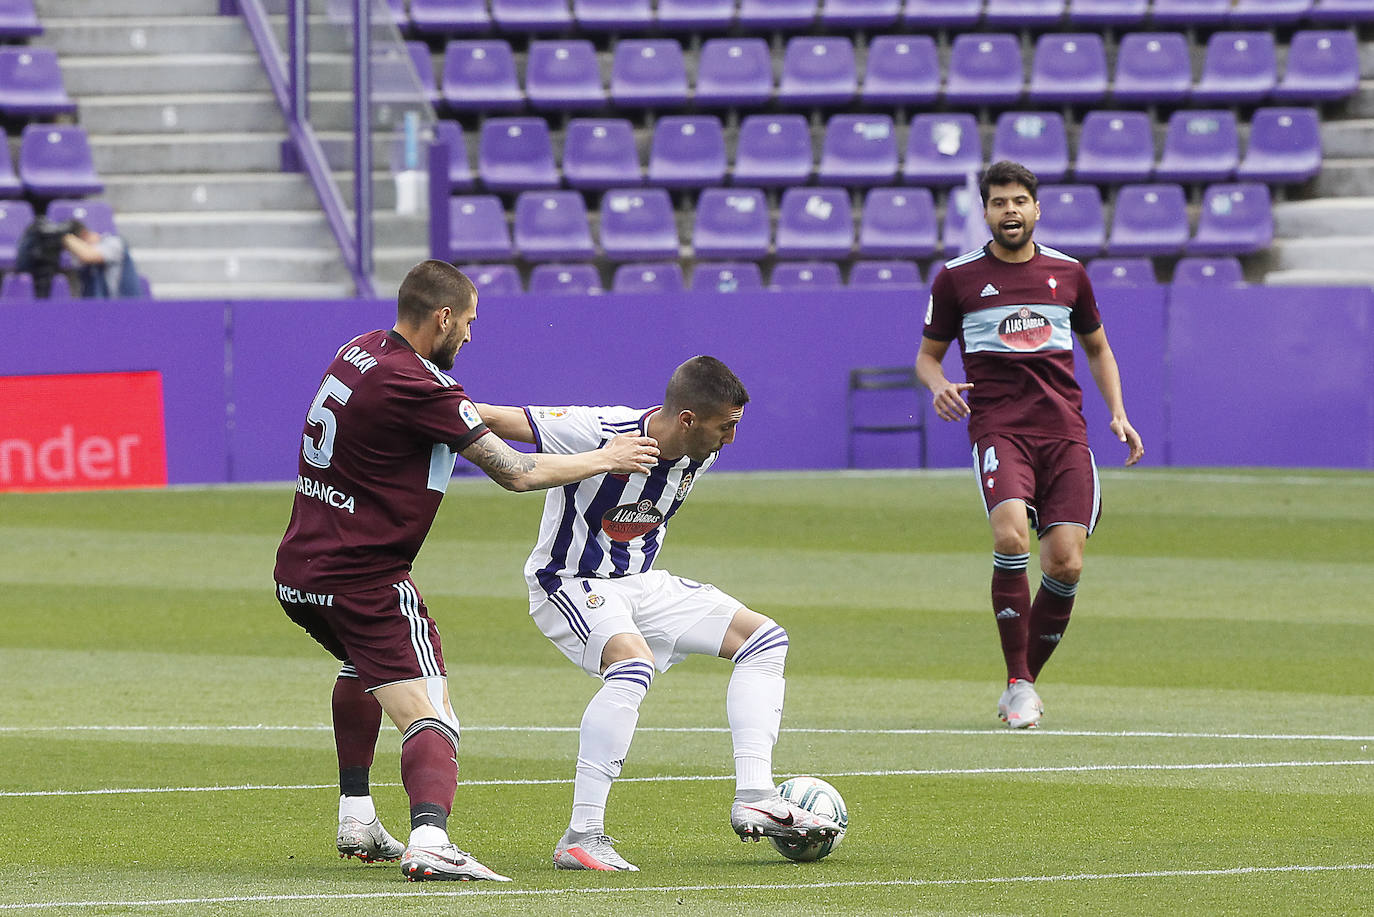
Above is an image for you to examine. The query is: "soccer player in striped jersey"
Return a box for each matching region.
[274,261,658,882]
[474,356,840,872]
[917,161,1145,729]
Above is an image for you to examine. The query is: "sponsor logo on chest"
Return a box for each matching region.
[601,498,665,542]
[997,307,1053,351]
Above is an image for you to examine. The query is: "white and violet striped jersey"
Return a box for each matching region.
[521,404,717,602]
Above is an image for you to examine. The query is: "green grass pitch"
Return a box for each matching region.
[1,468,1371,916]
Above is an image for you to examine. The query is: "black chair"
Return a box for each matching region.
[846,366,926,468]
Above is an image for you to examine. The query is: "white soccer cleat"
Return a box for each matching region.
[400,843,512,881]
[730,794,841,843]
[336,816,405,863]
[553,830,639,871]
[998,678,1044,729]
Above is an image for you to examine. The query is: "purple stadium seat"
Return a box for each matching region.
[692,187,771,260]
[862,35,939,107]
[0,130,21,197]
[733,114,813,187]
[770,261,843,291]
[1112,33,1191,106]
[901,0,982,27]
[657,0,736,30]
[19,125,102,198]
[431,120,475,192]
[46,271,71,299]
[46,198,117,235]
[0,47,74,117]
[1309,0,1374,22]
[1173,256,1244,284]
[1086,257,1157,285]
[1187,183,1273,255]
[1236,108,1322,184]
[819,114,899,187]
[775,187,854,259]
[447,196,512,261]
[1106,183,1189,257]
[612,262,685,293]
[1074,111,1154,184]
[513,191,595,262]
[695,38,773,109]
[525,40,605,111]
[1028,34,1107,106]
[611,40,688,109]
[0,199,34,270]
[459,263,523,295]
[1274,31,1360,103]
[441,41,522,112]
[945,34,1024,109]
[821,0,901,27]
[648,115,727,188]
[1229,0,1312,23]
[859,187,939,258]
[409,0,491,35]
[1033,184,1105,258]
[903,113,982,188]
[490,0,572,32]
[529,263,604,295]
[984,0,1064,28]
[991,112,1069,184]
[600,188,679,262]
[562,119,641,190]
[737,0,818,29]
[1067,0,1147,25]
[779,37,858,107]
[1192,32,1277,105]
[574,0,653,30]
[477,118,557,191]
[691,262,765,292]
[1155,110,1239,184]
[1149,0,1231,25]
[1,270,34,299]
[941,185,989,256]
[849,260,923,289]
[0,0,41,38]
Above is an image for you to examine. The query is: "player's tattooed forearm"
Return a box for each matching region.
[469,436,536,483]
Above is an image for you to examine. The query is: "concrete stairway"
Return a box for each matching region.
[37,0,425,300]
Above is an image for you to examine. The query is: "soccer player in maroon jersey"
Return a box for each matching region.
[916,161,1145,729]
[274,260,658,881]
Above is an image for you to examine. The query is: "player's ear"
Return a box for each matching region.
[679,409,696,428]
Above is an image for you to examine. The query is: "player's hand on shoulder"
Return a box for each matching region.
[605,433,659,475]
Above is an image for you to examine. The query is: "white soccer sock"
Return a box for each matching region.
[569,657,654,836]
[338,793,377,823]
[727,621,789,796]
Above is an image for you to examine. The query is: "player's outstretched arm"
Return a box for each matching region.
[470,402,536,443]
[916,337,973,422]
[1078,327,1145,466]
[460,431,658,492]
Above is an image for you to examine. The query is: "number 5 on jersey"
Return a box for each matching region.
[304,374,353,469]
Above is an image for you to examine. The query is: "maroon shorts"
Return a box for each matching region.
[972,433,1101,536]
[275,575,447,691]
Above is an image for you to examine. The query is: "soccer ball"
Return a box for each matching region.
[769,776,848,862]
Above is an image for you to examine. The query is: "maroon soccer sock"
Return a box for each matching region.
[1028,573,1078,681]
[992,552,1033,683]
[400,718,459,830]
[332,667,381,794]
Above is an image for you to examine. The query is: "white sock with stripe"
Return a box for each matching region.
[727,620,789,797]
[569,657,654,836]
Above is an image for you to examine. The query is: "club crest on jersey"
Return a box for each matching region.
[1047,276,1059,298]
[602,498,665,542]
[997,306,1052,351]
[586,593,605,609]
[459,400,483,429]
[675,471,695,501]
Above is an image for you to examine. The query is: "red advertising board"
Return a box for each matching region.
[0,371,168,491]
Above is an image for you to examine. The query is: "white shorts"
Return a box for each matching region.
[530,569,743,677]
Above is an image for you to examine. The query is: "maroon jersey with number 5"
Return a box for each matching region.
[274,329,489,592]
[925,244,1102,445]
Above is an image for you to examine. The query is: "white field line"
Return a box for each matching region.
[3,724,1374,742]
[5,759,1372,798]
[1,863,1371,911]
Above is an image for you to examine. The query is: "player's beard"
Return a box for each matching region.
[432,327,462,369]
[991,221,1034,252]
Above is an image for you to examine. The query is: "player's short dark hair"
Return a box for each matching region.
[663,355,749,416]
[979,160,1039,205]
[396,260,477,325]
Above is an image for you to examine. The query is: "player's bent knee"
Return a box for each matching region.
[731,616,789,667]
[401,715,460,754]
[600,631,653,672]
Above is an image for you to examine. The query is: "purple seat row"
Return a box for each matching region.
[0,124,103,201]
[428,30,1357,112]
